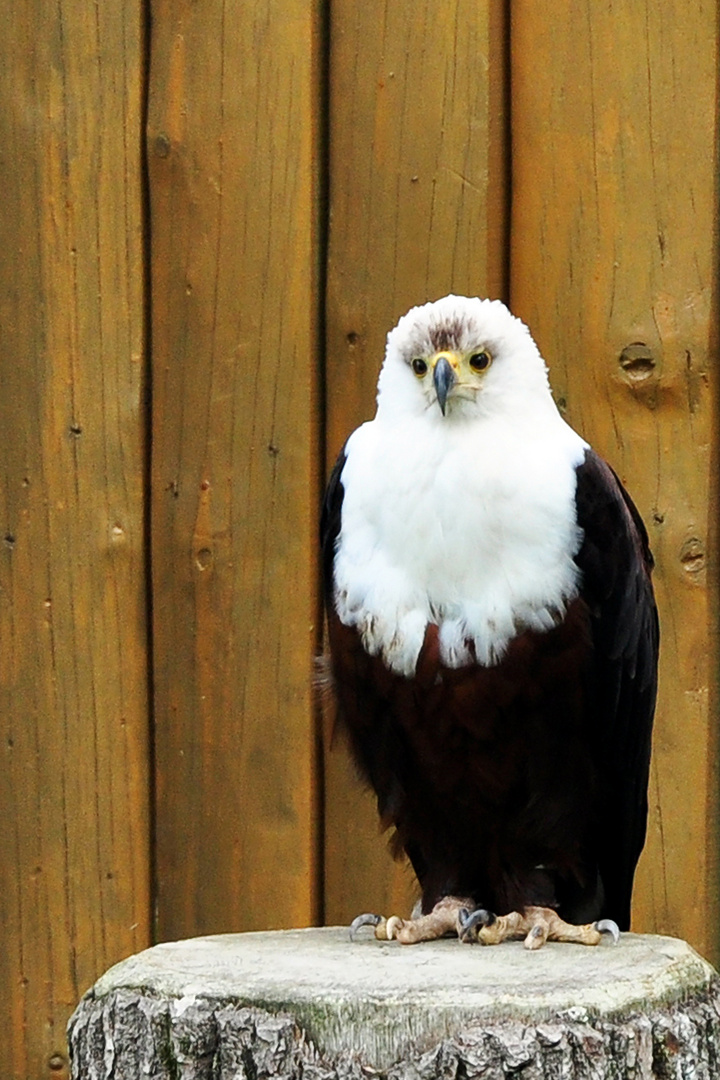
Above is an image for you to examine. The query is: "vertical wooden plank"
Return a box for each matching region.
[0,0,150,1075]
[148,0,321,940]
[511,0,719,960]
[324,0,508,925]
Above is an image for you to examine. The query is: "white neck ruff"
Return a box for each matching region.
[333,407,587,677]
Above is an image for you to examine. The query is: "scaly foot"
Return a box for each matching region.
[350,895,475,944]
[457,905,620,950]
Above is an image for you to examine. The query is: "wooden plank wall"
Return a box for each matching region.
[146,0,321,943]
[1,0,718,1074]
[0,1,150,1076]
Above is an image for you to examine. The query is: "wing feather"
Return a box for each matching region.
[574,450,659,929]
[321,447,347,606]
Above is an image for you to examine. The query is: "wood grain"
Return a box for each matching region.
[147,0,322,940]
[323,0,508,926]
[0,0,150,1075]
[511,0,719,961]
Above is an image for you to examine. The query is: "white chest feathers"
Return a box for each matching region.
[333,413,588,677]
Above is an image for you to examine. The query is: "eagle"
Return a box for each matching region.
[321,295,658,950]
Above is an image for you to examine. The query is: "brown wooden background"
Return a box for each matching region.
[1,0,717,1075]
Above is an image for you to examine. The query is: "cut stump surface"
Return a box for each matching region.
[68,927,720,1078]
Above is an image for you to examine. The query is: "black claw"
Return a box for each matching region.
[349,913,382,942]
[458,907,495,943]
[594,918,620,945]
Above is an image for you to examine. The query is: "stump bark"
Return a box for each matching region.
[68,927,720,1078]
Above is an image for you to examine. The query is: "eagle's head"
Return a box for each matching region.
[376,295,555,422]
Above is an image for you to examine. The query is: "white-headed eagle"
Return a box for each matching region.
[321,295,658,949]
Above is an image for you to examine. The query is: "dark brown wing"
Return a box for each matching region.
[574,449,659,929]
[320,447,347,609]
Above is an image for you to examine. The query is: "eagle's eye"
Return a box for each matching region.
[469,350,491,372]
[411,358,428,377]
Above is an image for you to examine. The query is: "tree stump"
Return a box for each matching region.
[68,927,720,1078]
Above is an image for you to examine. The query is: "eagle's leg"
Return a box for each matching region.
[458,905,620,949]
[350,895,475,944]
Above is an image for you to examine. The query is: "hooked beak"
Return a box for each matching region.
[433,355,458,416]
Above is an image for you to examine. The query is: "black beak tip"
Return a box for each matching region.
[433,356,456,415]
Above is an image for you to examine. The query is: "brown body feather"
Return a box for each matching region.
[328,599,603,921]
